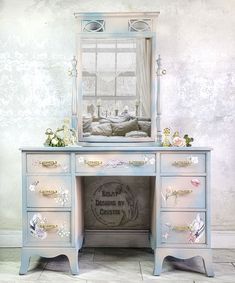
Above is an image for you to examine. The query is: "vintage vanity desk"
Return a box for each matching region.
[19,12,214,277]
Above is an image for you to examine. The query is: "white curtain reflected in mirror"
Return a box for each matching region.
[136,38,151,117]
[81,37,152,140]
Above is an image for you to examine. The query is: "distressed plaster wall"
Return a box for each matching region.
[0,0,234,232]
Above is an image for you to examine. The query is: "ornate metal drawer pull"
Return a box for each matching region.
[39,189,58,196]
[85,160,102,167]
[40,160,59,168]
[172,225,190,232]
[175,189,192,196]
[129,160,146,167]
[172,160,192,167]
[39,224,58,231]
[164,188,193,203]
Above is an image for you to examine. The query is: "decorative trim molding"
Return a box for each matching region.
[1,229,235,248]
[211,231,235,249]
[0,230,22,247]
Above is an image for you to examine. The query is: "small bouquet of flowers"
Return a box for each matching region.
[162,128,194,147]
[44,119,77,147]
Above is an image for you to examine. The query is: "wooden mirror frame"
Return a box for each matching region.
[72,12,163,145]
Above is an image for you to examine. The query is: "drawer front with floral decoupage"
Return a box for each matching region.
[161,176,206,209]
[161,211,206,245]
[76,153,156,174]
[161,153,206,174]
[26,211,71,246]
[27,176,72,208]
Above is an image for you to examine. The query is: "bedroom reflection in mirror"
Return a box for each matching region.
[81,37,152,141]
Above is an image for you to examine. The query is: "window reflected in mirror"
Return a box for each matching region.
[81,37,152,140]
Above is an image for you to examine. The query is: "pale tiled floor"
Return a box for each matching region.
[0,248,235,283]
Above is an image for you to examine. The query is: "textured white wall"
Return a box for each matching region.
[0,0,234,231]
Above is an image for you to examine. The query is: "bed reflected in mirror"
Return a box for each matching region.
[80,37,154,141]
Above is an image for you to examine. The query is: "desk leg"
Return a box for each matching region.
[19,250,30,275]
[202,252,215,277]
[153,248,165,276]
[67,250,79,275]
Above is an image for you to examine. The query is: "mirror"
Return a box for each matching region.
[80,37,154,142]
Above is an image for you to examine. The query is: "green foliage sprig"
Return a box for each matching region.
[183,134,194,147]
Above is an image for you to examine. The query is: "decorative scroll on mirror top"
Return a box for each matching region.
[82,20,105,32]
[81,37,152,139]
[128,19,152,32]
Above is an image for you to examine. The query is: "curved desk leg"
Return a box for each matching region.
[153,248,214,277]
[19,250,30,275]
[67,250,79,275]
[153,248,165,276]
[202,253,214,277]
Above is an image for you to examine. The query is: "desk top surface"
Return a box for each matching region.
[20,143,212,152]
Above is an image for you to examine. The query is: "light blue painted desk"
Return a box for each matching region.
[19,145,214,277]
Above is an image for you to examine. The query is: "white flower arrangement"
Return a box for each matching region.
[44,119,77,147]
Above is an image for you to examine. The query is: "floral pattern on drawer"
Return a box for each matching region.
[76,153,156,173]
[27,176,71,207]
[27,212,71,245]
[161,177,205,209]
[161,212,206,245]
[26,154,70,173]
[161,154,206,173]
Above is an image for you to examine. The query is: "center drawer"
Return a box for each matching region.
[26,211,71,246]
[76,153,156,174]
[27,176,72,208]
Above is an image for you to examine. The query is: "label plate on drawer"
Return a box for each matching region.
[27,176,71,208]
[27,211,71,246]
[161,177,205,209]
[26,154,70,173]
[76,153,156,174]
[161,153,206,174]
[161,211,206,245]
